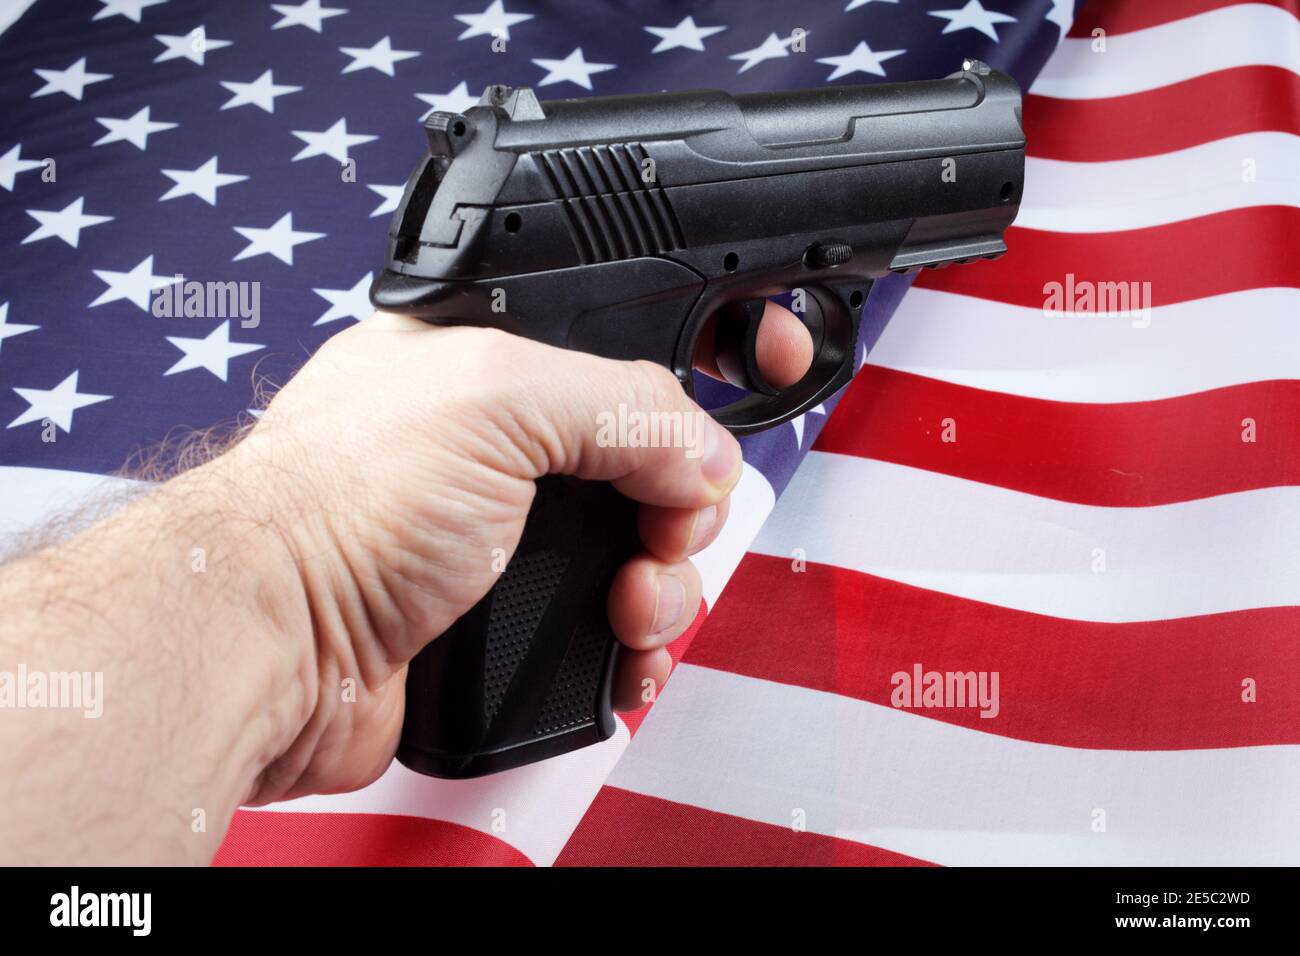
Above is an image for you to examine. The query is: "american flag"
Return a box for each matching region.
[19,0,1284,868]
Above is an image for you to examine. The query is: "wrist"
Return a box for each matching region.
[117,457,323,811]
[0,454,321,862]
[171,447,323,780]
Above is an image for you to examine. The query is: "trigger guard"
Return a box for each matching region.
[699,281,870,436]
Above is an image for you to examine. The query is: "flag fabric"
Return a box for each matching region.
[556,0,1300,866]
[2,0,1077,866]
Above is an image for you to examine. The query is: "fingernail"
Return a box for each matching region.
[651,573,687,636]
[687,505,718,553]
[701,419,740,487]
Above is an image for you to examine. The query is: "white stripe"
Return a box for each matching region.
[693,462,774,609]
[0,0,38,36]
[1030,4,1300,99]
[870,287,1300,403]
[0,465,140,555]
[254,717,630,866]
[751,453,1300,623]
[1020,132,1300,232]
[611,664,1300,865]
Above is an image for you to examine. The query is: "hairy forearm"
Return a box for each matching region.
[0,458,315,864]
[0,314,748,864]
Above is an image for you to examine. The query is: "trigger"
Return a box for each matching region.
[714,298,781,397]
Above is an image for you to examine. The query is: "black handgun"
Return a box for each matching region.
[371,60,1024,778]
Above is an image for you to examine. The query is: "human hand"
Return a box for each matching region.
[223,303,810,802]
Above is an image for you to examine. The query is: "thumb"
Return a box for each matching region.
[506,335,743,510]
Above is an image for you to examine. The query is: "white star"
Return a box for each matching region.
[90,255,180,311]
[340,35,419,76]
[645,16,725,53]
[160,156,248,205]
[32,58,112,100]
[271,0,347,32]
[165,321,264,382]
[817,41,906,81]
[1046,0,1074,36]
[0,144,43,191]
[313,272,373,326]
[0,303,39,355]
[531,48,616,90]
[729,32,805,74]
[367,184,405,217]
[929,0,1018,41]
[92,105,177,150]
[94,0,167,22]
[415,81,478,119]
[454,1,533,41]
[291,118,378,163]
[153,27,233,65]
[22,197,113,248]
[220,69,302,112]
[789,403,827,447]
[8,371,112,432]
[232,212,325,265]
[846,0,899,10]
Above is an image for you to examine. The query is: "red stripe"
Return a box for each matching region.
[915,207,1300,307]
[619,599,707,736]
[1069,0,1299,37]
[685,554,1300,751]
[1025,67,1300,161]
[814,367,1300,507]
[214,810,532,866]
[555,786,935,866]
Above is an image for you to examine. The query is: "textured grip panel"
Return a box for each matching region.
[398,475,642,778]
[481,548,569,725]
[534,616,611,736]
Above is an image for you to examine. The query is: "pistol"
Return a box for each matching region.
[371,59,1025,778]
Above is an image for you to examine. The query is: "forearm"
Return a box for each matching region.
[0,457,314,864]
[0,316,749,864]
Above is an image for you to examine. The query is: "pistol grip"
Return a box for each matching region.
[397,475,641,779]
